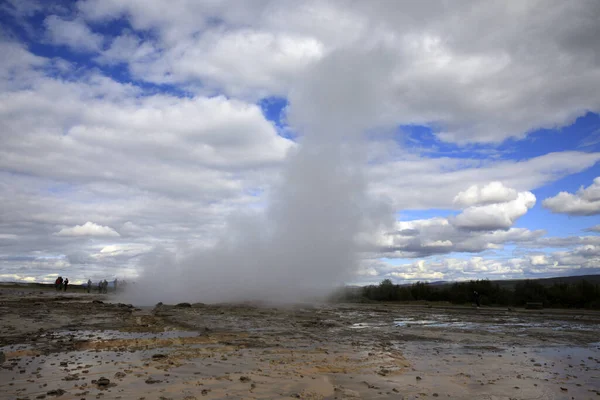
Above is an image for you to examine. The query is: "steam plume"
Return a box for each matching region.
[129,50,394,304]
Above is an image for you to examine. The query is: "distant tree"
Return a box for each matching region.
[348,277,599,309]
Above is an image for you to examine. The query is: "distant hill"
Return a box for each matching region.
[362,274,600,289]
[393,274,600,289]
[490,274,600,289]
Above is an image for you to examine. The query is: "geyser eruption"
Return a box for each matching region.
[131,50,394,304]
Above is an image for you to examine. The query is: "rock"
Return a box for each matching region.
[155,302,163,307]
[176,302,192,308]
[416,376,422,380]
[152,354,167,359]
[362,381,378,389]
[560,387,568,391]
[145,377,162,384]
[63,374,79,381]
[92,300,104,304]
[0,351,5,363]
[46,389,66,396]
[96,377,110,387]
[114,372,126,379]
[239,376,251,382]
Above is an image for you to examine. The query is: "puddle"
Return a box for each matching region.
[349,322,389,329]
[393,314,600,334]
[51,329,199,341]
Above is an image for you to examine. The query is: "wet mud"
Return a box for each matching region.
[1,288,599,399]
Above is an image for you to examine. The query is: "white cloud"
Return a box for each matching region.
[362,244,600,284]
[122,29,325,99]
[454,181,518,207]
[543,177,600,215]
[584,224,600,233]
[529,254,551,266]
[369,151,600,211]
[55,221,120,237]
[452,191,536,231]
[0,72,293,200]
[44,16,104,52]
[78,1,600,143]
[362,183,539,259]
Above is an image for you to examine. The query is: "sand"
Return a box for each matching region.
[1,288,599,399]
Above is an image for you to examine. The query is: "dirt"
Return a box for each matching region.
[1,288,599,399]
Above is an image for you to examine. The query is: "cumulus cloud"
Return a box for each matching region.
[361,245,600,284]
[363,183,538,258]
[543,177,600,215]
[453,182,518,207]
[369,151,600,211]
[55,222,120,237]
[452,191,536,231]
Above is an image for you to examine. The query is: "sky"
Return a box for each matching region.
[1,0,600,287]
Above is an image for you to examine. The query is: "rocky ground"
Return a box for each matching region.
[1,288,599,399]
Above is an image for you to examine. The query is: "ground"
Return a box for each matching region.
[1,288,599,400]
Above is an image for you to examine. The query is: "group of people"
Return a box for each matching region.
[54,276,69,291]
[85,278,117,294]
[52,277,121,294]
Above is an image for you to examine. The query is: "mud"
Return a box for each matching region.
[1,288,599,399]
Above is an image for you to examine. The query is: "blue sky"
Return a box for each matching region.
[1,0,600,289]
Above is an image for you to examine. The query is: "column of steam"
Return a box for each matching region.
[131,49,394,304]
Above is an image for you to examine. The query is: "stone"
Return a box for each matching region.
[46,389,66,396]
[96,377,110,387]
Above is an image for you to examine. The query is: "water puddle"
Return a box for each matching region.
[393,314,600,333]
[51,329,199,341]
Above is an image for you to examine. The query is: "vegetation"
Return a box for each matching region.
[333,277,600,309]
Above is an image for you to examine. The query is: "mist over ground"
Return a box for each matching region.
[127,50,395,305]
